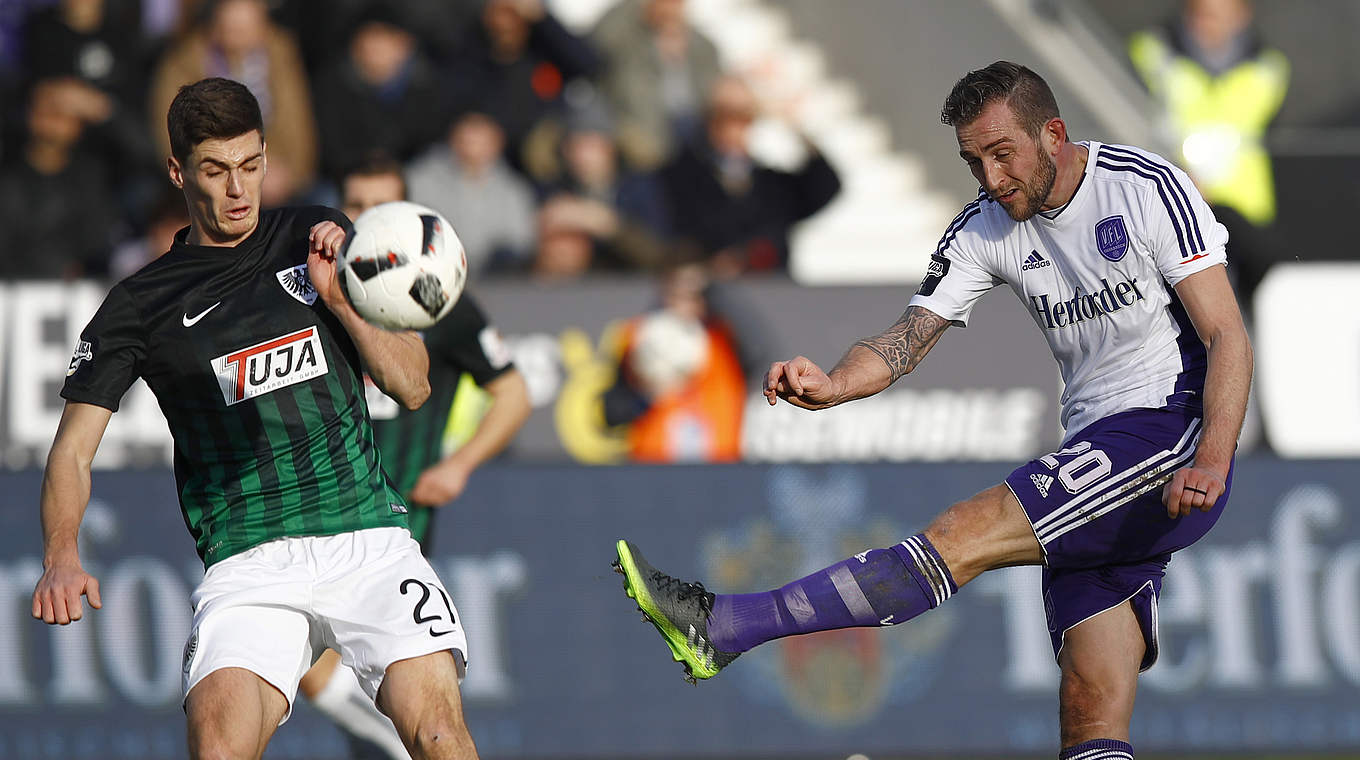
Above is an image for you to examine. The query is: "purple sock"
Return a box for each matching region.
[1059,739,1133,759]
[707,534,957,653]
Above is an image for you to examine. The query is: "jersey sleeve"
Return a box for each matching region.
[1140,159,1229,286]
[424,293,515,385]
[60,284,146,412]
[907,202,1003,326]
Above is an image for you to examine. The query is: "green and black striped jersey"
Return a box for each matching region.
[366,292,514,544]
[63,207,408,567]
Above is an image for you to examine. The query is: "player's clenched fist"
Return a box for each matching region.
[1161,465,1226,519]
[764,356,840,410]
[32,562,101,625]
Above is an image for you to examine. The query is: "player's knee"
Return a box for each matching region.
[1059,667,1130,742]
[409,714,474,759]
[187,732,258,760]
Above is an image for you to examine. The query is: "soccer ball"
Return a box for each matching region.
[339,201,467,330]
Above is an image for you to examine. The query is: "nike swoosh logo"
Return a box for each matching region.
[182,302,221,327]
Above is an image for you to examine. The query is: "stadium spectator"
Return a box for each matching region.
[151,0,317,204]
[407,111,537,275]
[24,0,147,110]
[22,0,159,223]
[661,75,840,275]
[533,103,672,275]
[0,78,117,279]
[1130,0,1288,298]
[602,264,745,462]
[445,0,600,171]
[311,4,451,183]
[590,0,721,170]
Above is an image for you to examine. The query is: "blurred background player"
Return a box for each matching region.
[298,155,532,760]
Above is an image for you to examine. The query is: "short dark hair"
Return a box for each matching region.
[340,153,408,200]
[940,61,1060,138]
[166,77,264,162]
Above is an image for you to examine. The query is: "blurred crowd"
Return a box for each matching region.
[0,0,841,282]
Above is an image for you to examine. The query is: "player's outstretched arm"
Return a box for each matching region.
[765,306,950,410]
[409,369,531,507]
[308,221,431,410]
[33,402,111,625]
[1163,266,1253,518]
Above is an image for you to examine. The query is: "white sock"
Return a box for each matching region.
[310,665,411,760]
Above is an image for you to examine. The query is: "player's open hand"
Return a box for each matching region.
[32,561,101,625]
[307,221,348,311]
[764,356,840,410]
[1162,465,1226,519]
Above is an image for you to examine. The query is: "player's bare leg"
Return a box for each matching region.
[298,648,341,697]
[376,651,479,760]
[301,648,410,759]
[614,482,1043,681]
[921,483,1043,584]
[1058,602,1143,745]
[185,666,288,760]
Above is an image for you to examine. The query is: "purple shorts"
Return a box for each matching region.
[1005,405,1233,670]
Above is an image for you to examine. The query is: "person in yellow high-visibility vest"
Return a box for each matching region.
[1130,0,1288,228]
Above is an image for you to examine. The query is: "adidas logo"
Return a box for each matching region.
[1030,473,1054,497]
[1022,250,1051,271]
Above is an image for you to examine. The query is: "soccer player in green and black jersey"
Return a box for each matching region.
[31,78,481,760]
[298,159,530,760]
[340,158,530,552]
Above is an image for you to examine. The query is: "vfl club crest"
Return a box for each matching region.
[276,264,318,305]
[1094,215,1129,262]
[700,467,956,728]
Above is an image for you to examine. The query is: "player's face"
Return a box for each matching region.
[956,101,1058,222]
[169,130,266,246]
[341,173,405,221]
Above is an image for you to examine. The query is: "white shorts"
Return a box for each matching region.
[181,527,467,724]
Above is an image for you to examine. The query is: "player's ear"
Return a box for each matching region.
[1043,117,1066,155]
[167,155,184,189]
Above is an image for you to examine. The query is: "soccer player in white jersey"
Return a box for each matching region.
[613,61,1252,760]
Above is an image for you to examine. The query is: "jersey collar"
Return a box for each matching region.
[1035,141,1098,228]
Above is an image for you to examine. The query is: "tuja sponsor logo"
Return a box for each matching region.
[1030,277,1144,329]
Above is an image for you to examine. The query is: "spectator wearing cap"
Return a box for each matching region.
[149,0,317,204]
[311,4,453,184]
[590,0,720,171]
[445,0,600,172]
[406,111,537,275]
[661,75,840,276]
[534,103,673,276]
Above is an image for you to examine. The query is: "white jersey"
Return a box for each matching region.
[909,142,1228,438]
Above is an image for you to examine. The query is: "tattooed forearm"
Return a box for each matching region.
[853,306,950,382]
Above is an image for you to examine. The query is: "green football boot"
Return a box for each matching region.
[613,539,740,683]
